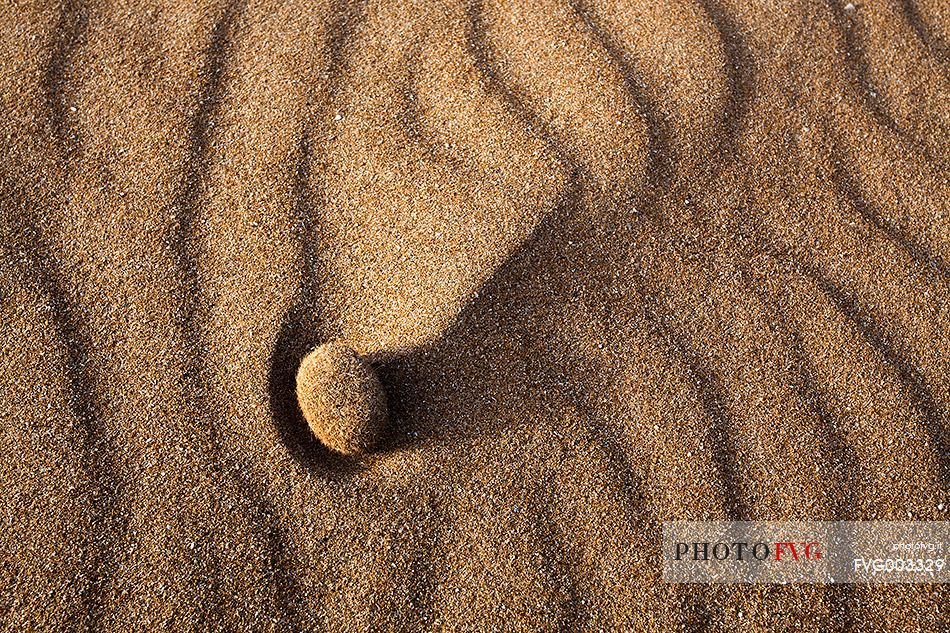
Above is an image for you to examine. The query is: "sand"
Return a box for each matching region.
[0,0,948,629]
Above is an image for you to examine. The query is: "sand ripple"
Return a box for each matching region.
[1,0,948,629]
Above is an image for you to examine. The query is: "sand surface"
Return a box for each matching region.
[1,0,949,629]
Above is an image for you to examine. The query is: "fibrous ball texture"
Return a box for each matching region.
[295,341,389,456]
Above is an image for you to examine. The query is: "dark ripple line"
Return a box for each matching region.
[746,229,941,628]
[566,0,742,538]
[824,0,943,166]
[37,1,120,625]
[4,209,121,632]
[171,0,243,348]
[533,502,583,629]
[460,6,680,619]
[750,220,950,493]
[632,283,749,521]
[168,1,265,625]
[257,501,302,631]
[43,0,87,156]
[693,0,755,165]
[829,145,950,282]
[400,499,440,629]
[468,0,659,528]
[538,359,651,533]
[750,282,860,516]
[744,262,859,630]
[807,272,950,490]
[538,358,647,628]
[296,0,369,305]
[568,0,675,192]
[464,0,568,169]
[394,38,470,173]
[789,368,858,629]
[899,0,950,80]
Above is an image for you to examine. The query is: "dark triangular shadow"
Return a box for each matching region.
[267,174,586,475]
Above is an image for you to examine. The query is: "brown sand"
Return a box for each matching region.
[1,0,949,629]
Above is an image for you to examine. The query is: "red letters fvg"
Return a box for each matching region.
[774,541,822,561]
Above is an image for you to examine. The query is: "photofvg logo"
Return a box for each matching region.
[673,540,823,563]
[663,522,950,584]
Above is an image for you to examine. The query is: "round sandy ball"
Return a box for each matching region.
[295,342,388,456]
